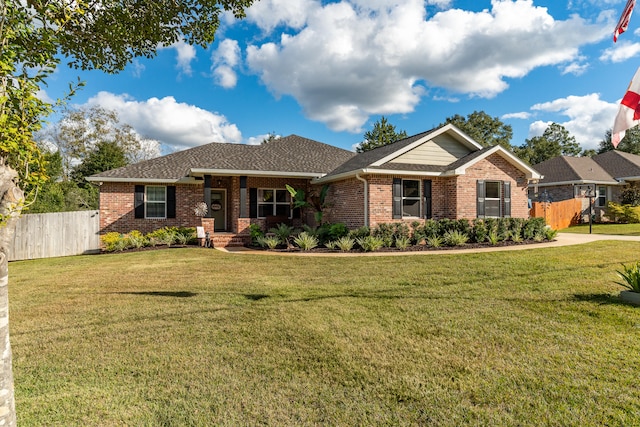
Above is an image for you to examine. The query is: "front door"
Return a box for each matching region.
[210,190,227,232]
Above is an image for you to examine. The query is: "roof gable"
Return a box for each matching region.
[593,150,640,180]
[534,156,616,185]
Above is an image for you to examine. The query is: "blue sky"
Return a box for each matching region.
[40,0,640,155]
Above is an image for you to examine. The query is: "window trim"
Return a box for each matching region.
[256,188,292,219]
[145,185,167,219]
[481,180,503,218]
[401,179,421,218]
[596,185,607,208]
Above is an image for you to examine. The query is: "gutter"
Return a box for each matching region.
[355,172,368,227]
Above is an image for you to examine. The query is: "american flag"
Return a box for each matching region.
[614,0,636,42]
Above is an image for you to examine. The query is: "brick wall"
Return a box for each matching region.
[99,182,204,234]
[322,178,365,229]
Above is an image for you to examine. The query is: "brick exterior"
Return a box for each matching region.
[322,153,529,229]
[99,155,531,246]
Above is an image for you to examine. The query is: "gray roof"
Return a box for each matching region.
[89,135,356,181]
[593,150,640,179]
[535,156,615,183]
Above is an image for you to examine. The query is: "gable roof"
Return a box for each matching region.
[315,126,541,183]
[534,150,640,186]
[87,135,356,183]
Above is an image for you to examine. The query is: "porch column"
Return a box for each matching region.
[204,175,212,217]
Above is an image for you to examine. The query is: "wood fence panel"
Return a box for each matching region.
[9,211,100,261]
[530,198,583,230]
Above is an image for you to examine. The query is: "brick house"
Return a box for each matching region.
[532,150,640,222]
[88,124,542,247]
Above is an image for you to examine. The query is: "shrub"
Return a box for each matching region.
[615,262,640,292]
[487,231,501,245]
[506,218,524,241]
[335,236,355,252]
[101,232,123,252]
[269,223,294,245]
[249,223,264,246]
[621,184,640,206]
[324,240,338,250]
[349,226,370,240]
[422,219,439,239]
[471,219,488,243]
[126,230,147,248]
[523,217,545,240]
[607,202,640,223]
[172,227,196,245]
[147,228,176,246]
[395,235,411,250]
[372,223,395,247]
[444,230,469,246]
[256,235,280,249]
[426,235,443,248]
[293,232,319,251]
[328,222,349,241]
[356,235,384,252]
[544,226,558,241]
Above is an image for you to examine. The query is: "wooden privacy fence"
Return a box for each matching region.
[10,210,100,261]
[530,198,583,230]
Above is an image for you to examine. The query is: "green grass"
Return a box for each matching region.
[562,223,640,235]
[9,243,640,426]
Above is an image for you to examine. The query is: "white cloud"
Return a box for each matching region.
[245,133,281,145]
[246,0,318,32]
[529,93,617,150]
[130,59,145,78]
[162,41,197,76]
[600,41,640,62]
[246,0,609,132]
[85,92,242,151]
[35,89,54,104]
[502,112,531,120]
[211,39,241,88]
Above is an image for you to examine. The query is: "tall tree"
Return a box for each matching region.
[441,110,513,148]
[598,128,640,155]
[513,123,582,165]
[0,0,255,423]
[38,106,160,180]
[356,116,408,152]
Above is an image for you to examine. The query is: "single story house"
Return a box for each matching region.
[88,124,542,247]
[532,150,640,222]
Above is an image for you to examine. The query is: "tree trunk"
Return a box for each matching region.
[0,164,24,426]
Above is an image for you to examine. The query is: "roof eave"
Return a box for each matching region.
[536,179,621,187]
[189,168,324,179]
[314,168,444,184]
[86,176,187,184]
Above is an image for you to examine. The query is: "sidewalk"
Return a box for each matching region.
[218,233,640,257]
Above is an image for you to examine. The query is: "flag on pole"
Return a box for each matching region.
[614,0,636,42]
[612,67,640,148]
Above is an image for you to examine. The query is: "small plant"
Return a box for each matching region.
[101,232,123,252]
[270,223,294,246]
[349,226,370,240]
[394,236,411,250]
[146,228,177,246]
[126,230,147,248]
[444,230,469,247]
[510,232,523,243]
[256,235,280,249]
[249,223,264,246]
[544,226,558,241]
[356,235,384,252]
[335,236,355,252]
[293,232,319,251]
[425,235,442,248]
[487,231,501,245]
[324,240,338,250]
[615,262,640,292]
[533,232,545,242]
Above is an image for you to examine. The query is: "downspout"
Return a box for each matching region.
[355,172,368,227]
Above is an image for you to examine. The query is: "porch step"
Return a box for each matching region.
[211,233,249,248]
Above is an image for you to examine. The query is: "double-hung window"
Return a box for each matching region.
[484,181,501,217]
[477,180,511,218]
[596,186,607,207]
[402,180,421,217]
[257,189,291,218]
[145,186,167,219]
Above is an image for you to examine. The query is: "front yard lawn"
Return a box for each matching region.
[10,242,640,426]
[562,223,640,235]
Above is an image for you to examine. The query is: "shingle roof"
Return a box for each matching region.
[593,150,640,179]
[89,135,356,181]
[534,156,617,184]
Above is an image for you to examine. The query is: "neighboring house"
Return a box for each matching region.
[532,150,640,222]
[88,125,542,247]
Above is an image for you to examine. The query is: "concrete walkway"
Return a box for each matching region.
[217,233,640,256]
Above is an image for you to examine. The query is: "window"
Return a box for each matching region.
[402,180,421,217]
[257,188,291,218]
[146,186,166,218]
[596,186,607,207]
[484,181,501,217]
[477,180,511,218]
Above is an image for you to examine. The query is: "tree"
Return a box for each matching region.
[38,106,160,180]
[356,116,408,152]
[513,123,582,165]
[0,0,255,423]
[441,111,513,149]
[598,128,640,155]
